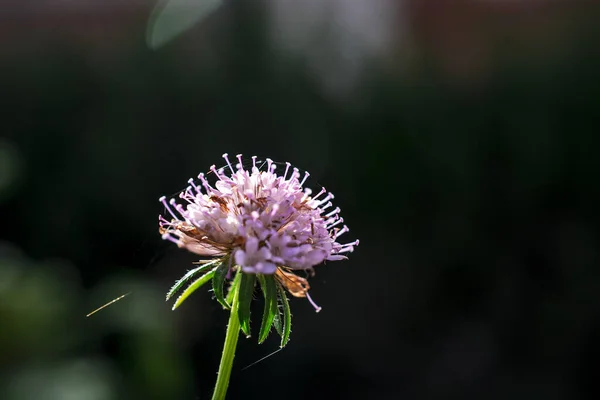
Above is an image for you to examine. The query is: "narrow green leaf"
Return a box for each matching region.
[172,268,217,310]
[237,273,256,337]
[277,282,292,348]
[257,275,278,344]
[212,256,232,309]
[166,258,222,301]
[272,304,283,337]
[225,273,238,306]
[146,0,223,49]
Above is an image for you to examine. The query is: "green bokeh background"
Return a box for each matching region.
[1,1,599,399]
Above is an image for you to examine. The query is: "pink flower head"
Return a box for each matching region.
[159,154,358,310]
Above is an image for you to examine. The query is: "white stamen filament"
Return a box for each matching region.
[187,178,201,194]
[334,225,349,239]
[198,173,213,191]
[316,193,334,207]
[300,171,310,187]
[325,207,340,218]
[222,153,235,174]
[320,201,333,212]
[282,162,291,180]
[159,196,179,220]
[305,291,322,313]
[161,233,180,245]
[324,213,338,223]
[311,187,327,201]
[327,217,344,229]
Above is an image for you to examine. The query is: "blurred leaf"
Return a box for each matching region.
[237,273,256,338]
[277,282,292,348]
[257,275,278,344]
[166,258,222,301]
[172,268,217,310]
[147,0,223,49]
[212,257,232,310]
[5,359,116,400]
[225,271,239,306]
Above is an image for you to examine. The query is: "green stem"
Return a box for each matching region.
[212,271,241,400]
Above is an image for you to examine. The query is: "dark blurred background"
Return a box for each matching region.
[1,0,600,399]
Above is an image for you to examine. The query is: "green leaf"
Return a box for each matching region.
[146,0,223,49]
[272,304,283,337]
[237,273,256,338]
[277,282,292,348]
[166,258,222,301]
[225,274,238,306]
[212,257,232,309]
[257,275,278,344]
[172,268,217,310]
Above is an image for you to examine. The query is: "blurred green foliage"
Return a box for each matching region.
[1,2,599,399]
[147,0,222,49]
[0,244,193,399]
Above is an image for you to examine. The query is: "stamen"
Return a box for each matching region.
[292,168,300,181]
[282,162,291,180]
[334,225,349,239]
[327,217,344,229]
[300,171,310,187]
[320,201,333,212]
[174,202,186,215]
[210,165,225,181]
[324,215,339,226]
[337,246,355,254]
[266,158,273,173]
[198,173,213,191]
[305,291,322,313]
[325,207,340,218]
[187,178,201,194]
[236,154,244,171]
[311,187,327,201]
[337,239,359,253]
[316,193,334,206]
[222,153,235,174]
[159,196,179,220]
[168,198,185,219]
[301,188,313,202]
[161,233,180,245]
[252,156,257,169]
[179,188,195,203]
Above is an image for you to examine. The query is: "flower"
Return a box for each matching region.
[159,154,358,311]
